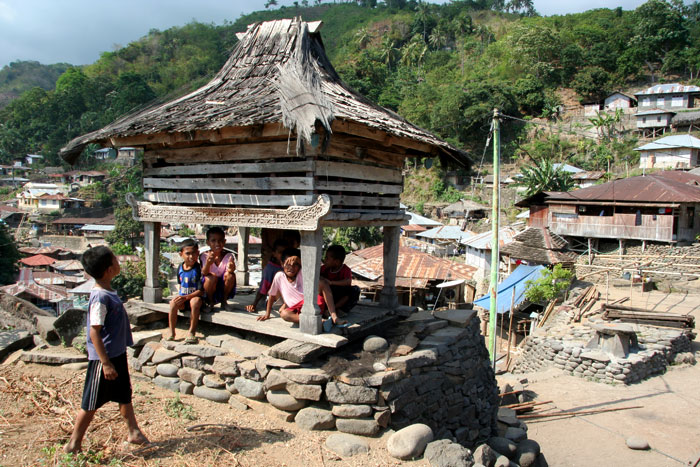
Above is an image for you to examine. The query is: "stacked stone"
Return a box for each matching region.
[126,309,499,449]
[512,322,695,385]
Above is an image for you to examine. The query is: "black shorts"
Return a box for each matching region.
[81,353,132,411]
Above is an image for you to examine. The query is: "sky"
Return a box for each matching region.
[0,0,656,69]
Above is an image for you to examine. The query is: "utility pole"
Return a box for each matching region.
[488,108,501,368]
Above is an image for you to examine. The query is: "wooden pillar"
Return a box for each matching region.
[143,221,162,303]
[236,226,250,286]
[588,238,592,265]
[380,226,400,308]
[300,228,323,335]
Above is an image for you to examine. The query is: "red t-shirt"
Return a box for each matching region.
[320,264,352,282]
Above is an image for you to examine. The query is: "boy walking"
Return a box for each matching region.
[64,246,148,454]
[168,239,204,344]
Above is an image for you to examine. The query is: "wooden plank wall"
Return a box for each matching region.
[141,132,405,211]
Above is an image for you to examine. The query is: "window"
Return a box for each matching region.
[688,207,695,229]
[641,97,650,107]
[642,117,647,123]
[672,95,684,107]
[657,116,662,122]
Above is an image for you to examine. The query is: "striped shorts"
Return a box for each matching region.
[80,353,132,411]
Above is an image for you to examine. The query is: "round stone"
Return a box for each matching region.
[266,390,307,412]
[424,439,474,467]
[387,423,434,460]
[295,407,336,430]
[156,363,179,377]
[325,433,369,457]
[488,437,517,459]
[363,336,388,353]
[626,436,650,450]
[516,439,541,467]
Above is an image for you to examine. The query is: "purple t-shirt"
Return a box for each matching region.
[86,287,133,360]
[259,261,283,295]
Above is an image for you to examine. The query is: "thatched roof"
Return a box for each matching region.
[500,227,577,265]
[61,18,468,167]
[443,199,488,216]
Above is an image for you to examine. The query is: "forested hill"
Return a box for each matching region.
[0,0,698,168]
[0,61,70,109]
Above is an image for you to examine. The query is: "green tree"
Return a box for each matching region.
[515,158,574,197]
[525,264,573,304]
[572,66,611,102]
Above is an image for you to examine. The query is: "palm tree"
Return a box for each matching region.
[380,36,399,68]
[401,34,427,67]
[428,26,446,50]
[516,158,574,197]
[355,27,372,50]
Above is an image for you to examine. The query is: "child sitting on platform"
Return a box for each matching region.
[200,227,236,311]
[321,244,360,315]
[246,238,287,313]
[257,248,345,326]
[167,239,203,344]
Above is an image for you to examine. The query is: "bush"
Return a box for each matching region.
[524,264,573,304]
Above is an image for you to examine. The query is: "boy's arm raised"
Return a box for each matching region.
[89,325,117,380]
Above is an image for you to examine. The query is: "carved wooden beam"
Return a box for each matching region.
[125,193,331,231]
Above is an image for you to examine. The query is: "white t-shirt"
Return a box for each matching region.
[268,270,304,307]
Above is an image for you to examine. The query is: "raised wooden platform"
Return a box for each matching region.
[139,291,395,348]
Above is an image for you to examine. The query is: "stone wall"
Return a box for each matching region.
[513,311,695,384]
[127,309,499,449]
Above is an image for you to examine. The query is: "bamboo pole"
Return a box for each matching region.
[488,108,501,368]
[506,288,516,368]
[518,405,643,420]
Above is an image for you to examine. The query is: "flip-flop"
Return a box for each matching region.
[322,319,333,333]
[184,335,198,344]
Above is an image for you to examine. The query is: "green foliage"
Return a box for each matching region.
[0,61,70,109]
[110,243,136,256]
[572,66,611,102]
[326,226,383,251]
[165,396,197,420]
[0,224,20,285]
[111,257,147,300]
[41,443,124,466]
[515,157,574,197]
[524,264,573,304]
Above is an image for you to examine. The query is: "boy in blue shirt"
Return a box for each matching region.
[167,239,204,344]
[64,246,148,454]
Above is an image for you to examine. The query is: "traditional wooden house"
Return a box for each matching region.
[61,18,469,336]
[672,110,700,133]
[634,135,700,169]
[571,170,606,189]
[500,226,577,269]
[442,199,488,224]
[516,174,700,244]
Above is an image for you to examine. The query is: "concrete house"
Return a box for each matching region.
[635,135,700,169]
[604,92,636,111]
[635,83,700,110]
[461,227,517,280]
[635,109,676,138]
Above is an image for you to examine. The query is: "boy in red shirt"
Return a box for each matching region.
[321,245,360,315]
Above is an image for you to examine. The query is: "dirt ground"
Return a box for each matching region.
[502,289,700,467]
[1,288,698,466]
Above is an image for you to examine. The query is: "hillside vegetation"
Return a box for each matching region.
[0,61,70,109]
[0,0,697,176]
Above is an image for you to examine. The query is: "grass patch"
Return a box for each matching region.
[164,395,196,421]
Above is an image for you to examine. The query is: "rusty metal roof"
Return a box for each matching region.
[544,174,700,204]
[349,240,476,284]
[20,254,57,267]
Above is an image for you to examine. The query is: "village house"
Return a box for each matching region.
[499,226,577,270]
[0,269,72,315]
[635,109,676,138]
[671,110,700,133]
[635,135,700,169]
[516,172,700,245]
[416,225,473,256]
[25,154,44,165]
[442,199,488,225]
[635,83,700,110]
[604,92,636,111]
[571,170,606,189]
[61,18,470,337]
[461,227,518,280]
[347,239,477,309]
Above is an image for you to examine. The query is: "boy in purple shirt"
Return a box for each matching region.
[64,246,148,454]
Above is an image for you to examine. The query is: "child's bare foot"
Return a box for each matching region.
[127,430,149,446]
[163,332,176,341]
[63,441,80,454]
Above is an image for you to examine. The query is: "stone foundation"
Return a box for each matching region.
[513,309,695,384]
[128,309,499,448]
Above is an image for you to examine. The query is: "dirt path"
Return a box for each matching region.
[506,288,700,467]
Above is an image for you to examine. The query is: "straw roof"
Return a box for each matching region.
[61,18,468,167]
[500,227,577,266]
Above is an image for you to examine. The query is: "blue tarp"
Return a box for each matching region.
[473,264,546,314]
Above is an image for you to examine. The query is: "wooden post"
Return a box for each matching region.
[606,271,610,304]
[619,239,624,259]
[380,225,400,309]
[143,221,162,303]
[236,226,250,286]
[300,228,323,335]
[588,238,592,265]
[642,240,646,253]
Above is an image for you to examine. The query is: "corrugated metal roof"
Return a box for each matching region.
[401,224,427,232]
[634,135,700,151]
[544,174,700,203]
[0,281,69,301]
[51,259,84,271]
[571,171,606,181]
[20,254,56,266]
[460,227,518,249]
[81,224,115,231]
[417,225,472,242]
[635,83,700,95]
[636,109,676,116]
[349,243,476,284]
[402,209,442,226]
[552,163,583,173]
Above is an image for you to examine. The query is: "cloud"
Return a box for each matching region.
[0,1,17,23]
